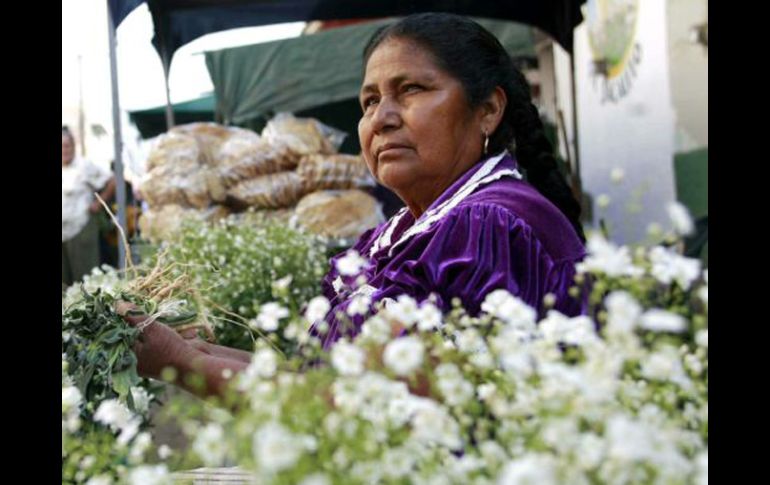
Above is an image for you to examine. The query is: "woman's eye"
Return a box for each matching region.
[363,97,379,109]
[403,84,423,93]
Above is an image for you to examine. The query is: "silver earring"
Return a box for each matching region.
[483,131,489,155]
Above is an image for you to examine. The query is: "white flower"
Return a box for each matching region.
[254,302,290,331]
[649,246,701,290]
[305,296,330,323]
[301,434,318,452]
[351,373,411,427]
[127,464,171,485]
[695,452,708,485]
[480,440,508,467]
[489,322,529,358]
[639,309,688,333]
[481,290,537,330]
[575,433,605,469]
[130,386,151,415]
[667,201,694,236]
[94,399,134,431]
[538,362,592,402]
[469,349,494,369]
[541,418,579,452]
[331,340,366,376]
[539,311,598,346]
[158,444,173,460]
[350,461,384,482]
[248,348,278,379]
[272,274,293,291]
[610,167,625,183]
[696,329,708,348]
[477,383,497,401]
[359,315,391,344]
[456,328,485,353]
[381,447,416,479]
[331,378,364,414]
[436,362,461,379]
[384,295,420,328]
[63,412,81,434]
[318,416,343,445]
[383,336,424,376]
[332,448,350,468]
[117,419,141,446]
[253,422,303,473]
[336,250,367,276]
[640,346,691,389]
[605,415,656,462]
[411,403,462,450]
[437,374,474,407]
[604,291,642,335]
[192,423,227,466]
[499,347,535,378]
[85,475,112,485]
[346,294,371,317]
[597,194,611,209]
[129,432,152,463]
[451,454,484,476]
[416,301,443,331]
[497,454,558,485]
[684,353,704,374]
[79,455,96,470]
[577,233,644,278]
[299,473,331,485]
[698,285,708,306]
[386,395,427,427]
[62,386,82,414]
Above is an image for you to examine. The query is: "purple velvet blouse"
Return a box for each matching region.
[311,152,586,349]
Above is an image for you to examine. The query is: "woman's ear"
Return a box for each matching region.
[480,86,507,134]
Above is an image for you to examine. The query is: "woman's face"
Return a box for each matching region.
[62,134,75,166]
[358,37,485,214]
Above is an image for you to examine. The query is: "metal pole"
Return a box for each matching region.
[569,52,583,201]
[106,1,128,270]
[163,56,175,129]
[78,55,87,157]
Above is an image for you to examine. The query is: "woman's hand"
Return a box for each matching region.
[116,301,200,379]
[116,301,249,399]
[184,338,254,364]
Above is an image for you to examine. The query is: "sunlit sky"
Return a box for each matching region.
[62,0,304,163]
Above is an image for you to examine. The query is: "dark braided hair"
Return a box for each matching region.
[364,13,585,241]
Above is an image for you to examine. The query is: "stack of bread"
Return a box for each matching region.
[138,115,383,242]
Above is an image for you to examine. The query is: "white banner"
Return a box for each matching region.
[575,0,676,243]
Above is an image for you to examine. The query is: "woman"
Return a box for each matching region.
[313,13,586,349]
[121,13,586,396]
[62,126,116,286]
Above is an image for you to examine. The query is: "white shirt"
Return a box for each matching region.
[62,156,110,242]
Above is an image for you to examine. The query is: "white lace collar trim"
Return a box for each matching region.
[367,151,522,259]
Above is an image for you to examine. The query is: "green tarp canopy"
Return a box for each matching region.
[129,95,216,139]
[205,18,536,128]
[674,148,708,220]
[674,147,708,265]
